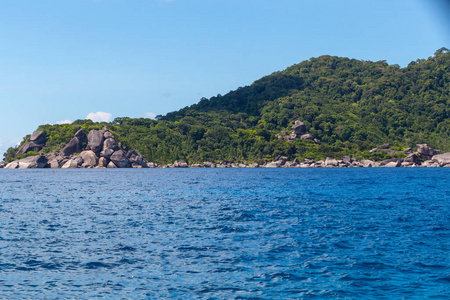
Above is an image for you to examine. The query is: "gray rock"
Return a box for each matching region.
[178,160,188,168]
[292,120,306,135]
[103,138,119,151]
[361,160,376,167]
[61,159,79,168]
[380,158,402,166]
[5,161,19,169]
[98,157,108,168]
[417,144,440,160]
[0,161,5,168]
[110,150,131,168]
[107,161,117,168]
[384,161,401,167]
[87,130,105,153]
[203,162,216,168]
[80,150,99,168]
[30,131,46,143]
[61,136,86,156]
[9,155,48,169]
[16,141,43,155]
[300,134,314,140]
[378,143,391,149]
[74,128,84,137]
[342,156,352,164]
[103,131,114,139]
[14,155,48,169]
[147,162,156,168]
[432,152,450,166]
[48,159,61,168]
[265,161,282,168]
[404,153,419,164]
[324,157,338,166]
[100,148,114,159]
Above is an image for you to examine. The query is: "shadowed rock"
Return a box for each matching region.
[110,150,131,168]
[292,120,306,135]
[87,130,105,153]
[80,150,99,168]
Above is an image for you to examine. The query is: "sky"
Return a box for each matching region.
[0,0,449,156]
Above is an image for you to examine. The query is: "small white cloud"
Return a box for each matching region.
[145,112,157,119]
[56,120,72,125]
[86,111,113,123]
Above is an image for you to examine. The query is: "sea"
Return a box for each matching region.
[0,168,448,299]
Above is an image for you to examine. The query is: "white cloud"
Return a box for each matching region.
[86,111,113,123]
[56,120,72,125]
[145,112,157,119]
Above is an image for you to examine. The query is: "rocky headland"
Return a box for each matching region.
[1,123,450,169]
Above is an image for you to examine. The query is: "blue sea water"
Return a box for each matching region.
[0,168,448,299]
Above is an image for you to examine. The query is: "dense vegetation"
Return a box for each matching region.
[4,48,450,164]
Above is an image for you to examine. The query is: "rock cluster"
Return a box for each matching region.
[16,131,47,155]
[277,120,321,144]
[3,128,149,169]
[2,132,450,169]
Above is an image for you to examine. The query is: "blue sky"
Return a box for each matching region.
[0,0,449,155]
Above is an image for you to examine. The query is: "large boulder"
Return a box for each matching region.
[16,141,43,155]
[417,144,440,160]
[5,155,48,169]
[404,153,419,164]
[61,159,78,169]
[380,158,402,166]
[300,134,314,140]
[292,120,306,135]
[98,157,108,168]
[80,150,99,168]
[324,157,338,166]
[103,131,114,139]
[30,131,46,144]
[110,150,131,168]
[103,138,119,151]
[61,136,85,156]
[60,129,87,156]
[16,131,47,155]
[100,148,114,159]
[87,130,105,153]
[432,153,450,166]
[4,161,19,169]
[107,161,117,168]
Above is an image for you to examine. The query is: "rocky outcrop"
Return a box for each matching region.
[16,131,47,155]
[16,131,46,155]
[4,127,147,169]
[417,144,440,160]
[110,150,131,168]
[80,151,99,168]
[61,129,87,156]
[5,155,48,169]
[87,130,105,153]
[432,153,450,166]
[292,120,306,136]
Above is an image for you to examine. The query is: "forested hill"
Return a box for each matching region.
[3,48,450,164]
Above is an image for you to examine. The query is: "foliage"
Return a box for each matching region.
[3,49,450,163]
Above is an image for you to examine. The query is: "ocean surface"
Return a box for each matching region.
[0,168,448,299]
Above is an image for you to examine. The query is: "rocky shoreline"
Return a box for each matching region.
[1,127,450,169]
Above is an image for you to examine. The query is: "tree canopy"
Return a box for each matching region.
[4,49,450,164]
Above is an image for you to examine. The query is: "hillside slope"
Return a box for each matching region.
[3,48,450,164]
